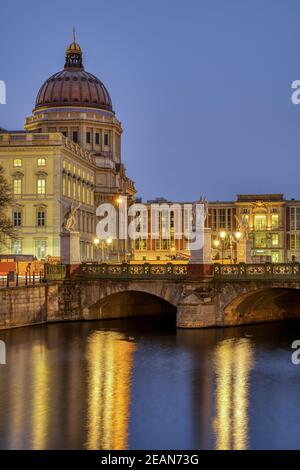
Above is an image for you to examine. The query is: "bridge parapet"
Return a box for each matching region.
[80,263,188,281]
[214,262,300,281]
[45,264,66,281]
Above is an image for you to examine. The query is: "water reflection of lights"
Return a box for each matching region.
[85,331,135,450]
[214,338,254,450]
[31,344,49,450]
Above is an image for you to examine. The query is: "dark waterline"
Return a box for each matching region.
[0,316,299,450]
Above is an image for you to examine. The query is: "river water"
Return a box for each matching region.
[0,316,299,450]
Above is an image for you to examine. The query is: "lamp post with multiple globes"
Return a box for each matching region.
[213,230,242,264]
[94,237,112,262]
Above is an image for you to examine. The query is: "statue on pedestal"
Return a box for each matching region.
[58,200,82,265]
[58,200,81,232]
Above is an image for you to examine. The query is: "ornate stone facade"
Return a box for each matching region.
[0,37,136,261]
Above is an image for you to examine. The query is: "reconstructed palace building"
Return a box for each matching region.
[0,37,135,260]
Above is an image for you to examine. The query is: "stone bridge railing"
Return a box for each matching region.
[214,262,300,281]
[80,263,188,280]
[45,262,300,283]
[44,264,66,281]
[44,263,188,281]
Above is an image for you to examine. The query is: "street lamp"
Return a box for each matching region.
[235,231,242,241]
[219,231,227,263]
[219,230,226,240]
[94,237,112,262]
[94,237,104,261]
[213,230,242,264]
[106,237,112,262]
[213,239,220,248]
[116,195,125,261]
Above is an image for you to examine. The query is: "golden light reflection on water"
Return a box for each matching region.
[31,343,49,450]
[85,331,135,450]
[214,338,254,450]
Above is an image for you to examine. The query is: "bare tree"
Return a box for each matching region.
[0,166,17,246]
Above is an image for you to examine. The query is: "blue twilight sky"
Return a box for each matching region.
[1,0,300,202]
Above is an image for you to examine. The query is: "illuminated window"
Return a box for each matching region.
[12,239,22,255]
[67,179,71,197]
[254,214,267,230]
[77,183,81,201]
[135,239,147,250]
[290,207,300,230]
[255,233,267,248]
[13,210,22,226]
[63,161,66,169]
[37,158,46,167]
[35,240,46,259]
[271,214,279,229]
[73,180,76,199]
[272,233,279,246]
[86,187,90,205]
[291,234,300,249]
[272,252,280,263]
[37,209,46,227]
[82,185,85,203]
[13,159,22,167]
[13,179,22,195]
[37,178,46,195]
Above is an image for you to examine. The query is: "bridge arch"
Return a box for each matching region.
[222,286,300,326]
[80,281,183,321]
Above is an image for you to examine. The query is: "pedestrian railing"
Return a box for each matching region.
[80,263,188,280]
[0,271,45,288]
[214,262,300,281]
[44,264,67,281]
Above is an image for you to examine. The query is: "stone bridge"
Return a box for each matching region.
[44,262,300,328]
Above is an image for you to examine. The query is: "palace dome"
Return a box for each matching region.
[34,37,113,113]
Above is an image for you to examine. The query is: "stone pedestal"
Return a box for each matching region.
[188,227,213,279]
[236,239,252,263]
[60,231,81,276]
